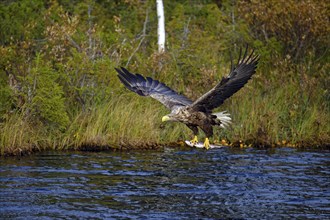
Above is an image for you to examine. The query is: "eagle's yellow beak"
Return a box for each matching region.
[162,115,170,122]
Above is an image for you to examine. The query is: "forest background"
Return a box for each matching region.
[0,0,329,156]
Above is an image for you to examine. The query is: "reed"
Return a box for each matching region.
[221,77,329,147]
[1,67,329,156]
[58,93,189,150]
[2,86,328,157]
[0,113,44,155]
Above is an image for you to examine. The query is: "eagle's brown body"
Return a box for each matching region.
[169,106,218,138]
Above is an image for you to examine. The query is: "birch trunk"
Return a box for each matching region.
[156,0,165,53]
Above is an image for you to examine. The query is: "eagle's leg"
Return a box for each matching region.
[201,125,213,150]
[191,135,198,145]
[187,124,199,145]
[204,138,210,149]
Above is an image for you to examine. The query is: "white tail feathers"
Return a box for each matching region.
[213,111,232,128]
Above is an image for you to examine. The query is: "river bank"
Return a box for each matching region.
[2,79,329,157]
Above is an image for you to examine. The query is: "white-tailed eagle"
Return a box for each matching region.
[115,46,259,149]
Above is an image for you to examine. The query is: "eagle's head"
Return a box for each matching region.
[161,115,171,122]
[162,108,186,122]
[161,114,178,122]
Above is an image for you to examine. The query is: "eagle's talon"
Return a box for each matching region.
[204,138,210,150]
[190,135,198,145]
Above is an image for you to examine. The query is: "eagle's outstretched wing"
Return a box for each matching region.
[190,46,259,112]
[115,67,192,110]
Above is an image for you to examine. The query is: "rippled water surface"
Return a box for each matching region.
[1,147,330,219]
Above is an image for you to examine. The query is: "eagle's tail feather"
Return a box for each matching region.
[213,111,231,128]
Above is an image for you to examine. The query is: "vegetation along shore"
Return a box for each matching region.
[0,0,329,156]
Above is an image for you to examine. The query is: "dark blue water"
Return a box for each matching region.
[1,147,329,219]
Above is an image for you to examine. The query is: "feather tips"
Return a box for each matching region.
[115,67,192,110]
[191,46,259,112]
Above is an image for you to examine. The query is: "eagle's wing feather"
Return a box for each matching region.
[190,46,259,112]
[115,67,192,110]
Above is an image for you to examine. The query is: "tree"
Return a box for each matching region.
[156,0,165,53]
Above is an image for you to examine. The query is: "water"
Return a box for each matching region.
[1,147,329,219]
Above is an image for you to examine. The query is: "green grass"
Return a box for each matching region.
[223,76,329,147]
[1,72,329,156]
